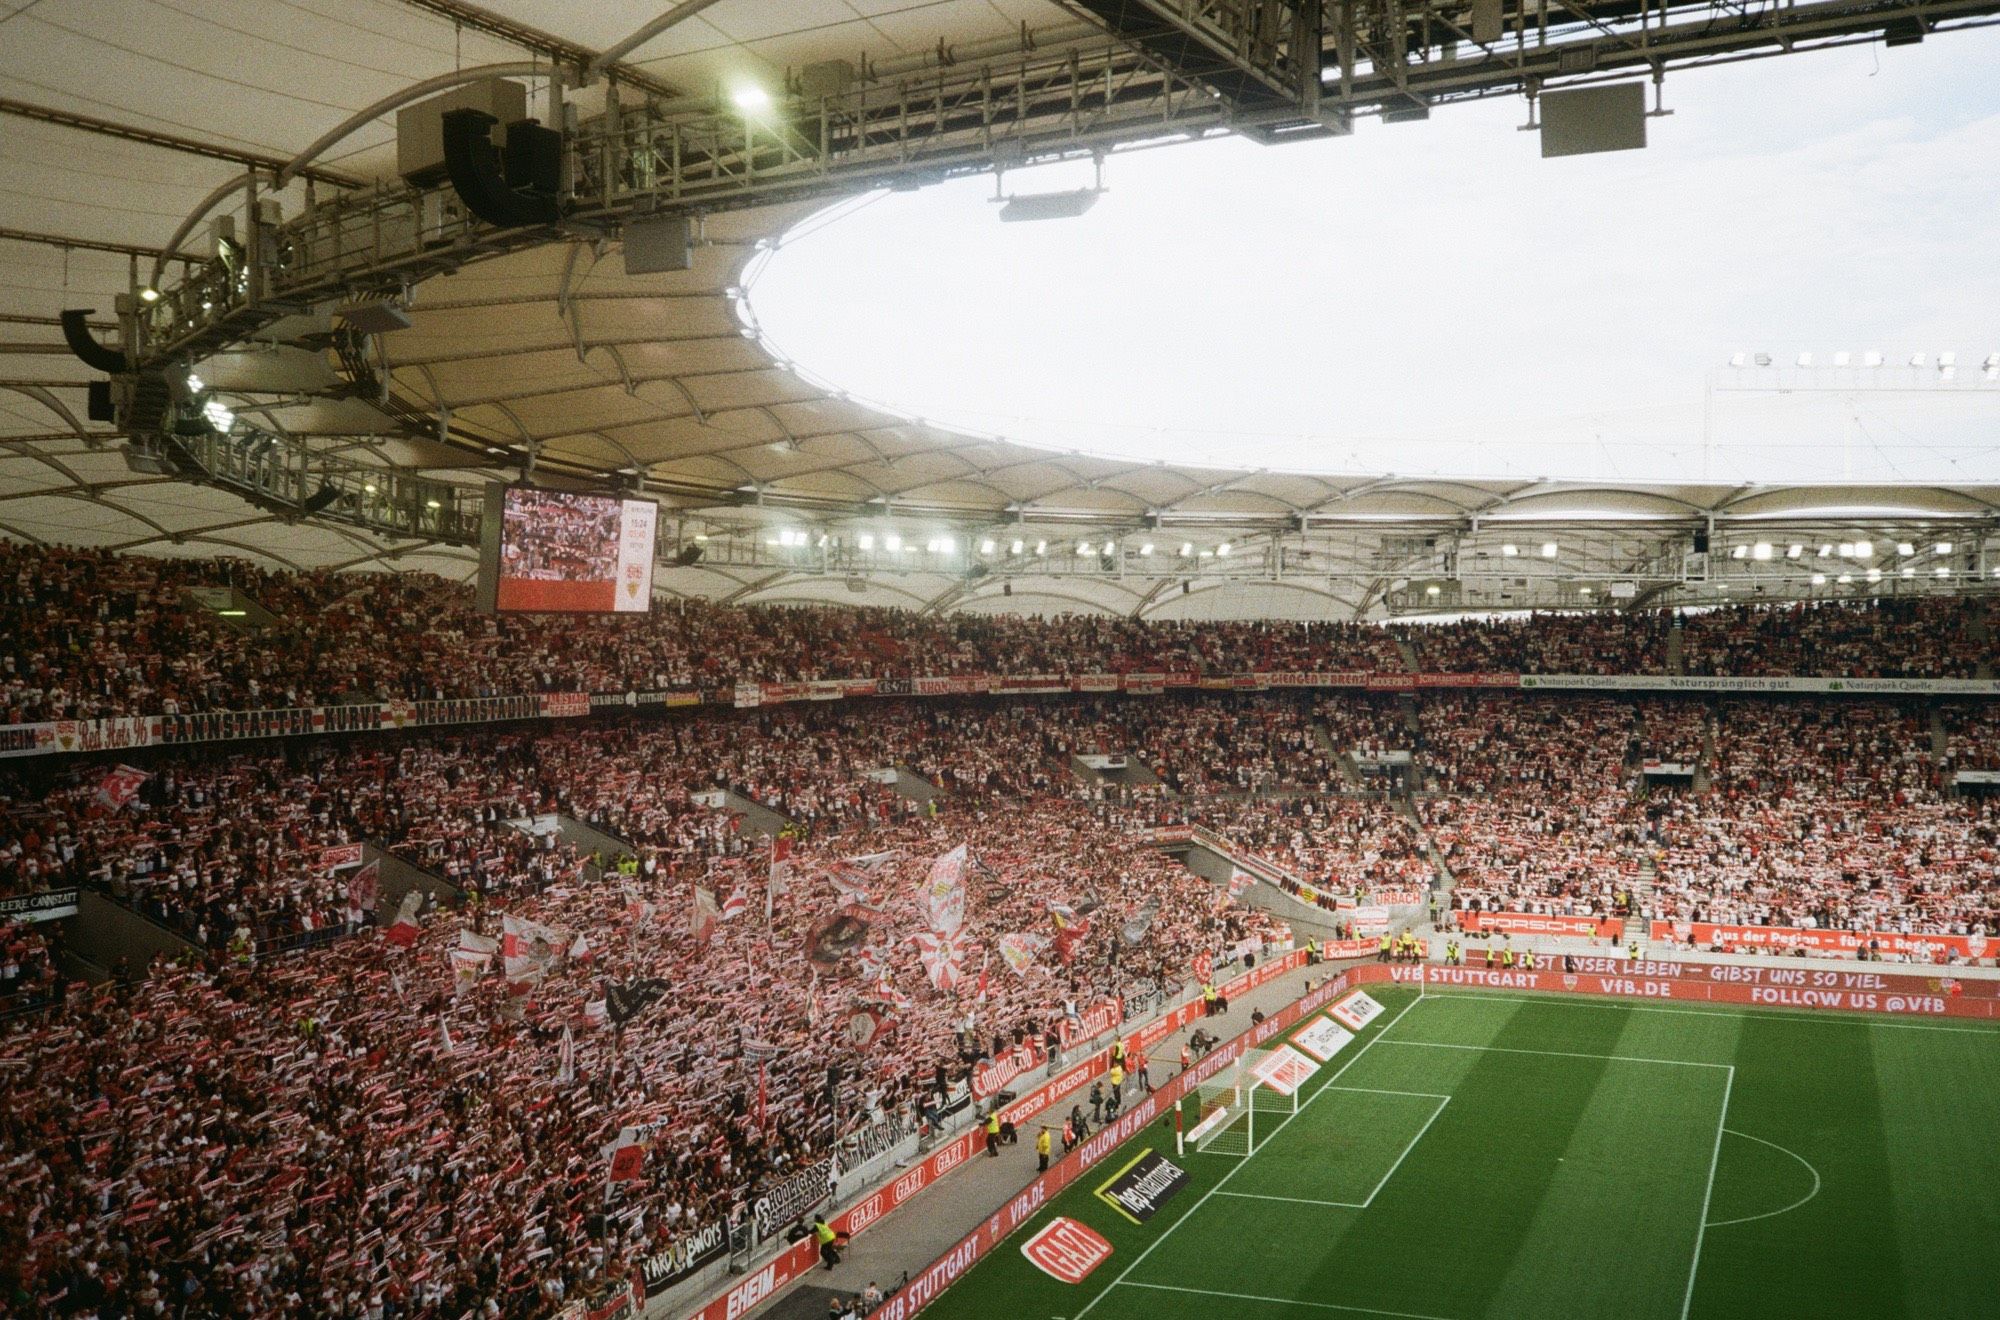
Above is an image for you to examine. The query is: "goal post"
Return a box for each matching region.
[1180,1049,1301,1158]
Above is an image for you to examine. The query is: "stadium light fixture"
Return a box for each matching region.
[1425,584,1441,597]
[1035,541,1047,556]
[1818,544,1832,558]
[1754,352,1772,367]
[1985,353,2000,380]
[980,538,996,554]
[1102,540,1116,555]
[858,533,874,550]
[1866,568,1882,582]
[1897,541,1916,556]
[1864,350,1884,368]
[1812,573,1827,585]
[1540,542,1558,558]
[1796,352,1813,368]
[1752,542,1772,561]
[1855,540,1874,558]
[731,84,772,112]
[1731,544,1748,560]
[363,482,378,495]
[1901,567,1916,579]
[1578,587,1593,597]
[883,534,902,552]
[1837,573,1853,584]
[1837,543,1855,558]
[185,372,204,394]
[1936,541,1954,554]
[940,537,956,555]
[425,498,442,510]
[138,286,160,303]
[1217,542,1232,557]
[1010,539,1024,555]
[1911,352,1928,367]
[1834,351,1852,367]
[1936,566,1952,578]
[1140,543,1154,557]
[202,400,235,432]
[1501,543,1518,557]
[1729,352,1746,367]
[1786,544,1803,559]
[1076,540,1092,555]
[1180,542,1194,557]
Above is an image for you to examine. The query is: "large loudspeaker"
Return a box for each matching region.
[503,120,563,196]
[624,215,693,275]
[86,380,116,422]
[61,309,127,373]
[441,109,558,228]
[1540,83,1647,158]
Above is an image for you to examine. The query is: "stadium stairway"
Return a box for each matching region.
[1666,617,1685,674]
[1931,706,1950,763]
[705,787,793,840]
[181,583,280,632]
[875,765,947,806]
[732,956,1337,1320]
[68,888,200,970]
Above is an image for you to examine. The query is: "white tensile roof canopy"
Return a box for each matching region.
[2,0,1997,620]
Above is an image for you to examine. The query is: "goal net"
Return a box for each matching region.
[1182,1048,1303,1157]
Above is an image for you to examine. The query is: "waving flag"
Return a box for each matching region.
[1226,867,1256,899]
[846,1006,897,1051]
[622,884,655,923]
[346,859,381,915]
[998,931,1048,977]
[766,832,797,921]
[828,850,896,904]
[805,909,872,967]
[1120,899,1159,947]
[381,889,424,948]
[720,887,749,921]
[556,1026,575,1086]
[501,913,564,988]
[912,928,972,993]
[692,885,720,945]
[606,1128,646,1185]
[567,932,593,964]
[605,977,671,1026]
[95,764,152,811]
[925,844,969,935]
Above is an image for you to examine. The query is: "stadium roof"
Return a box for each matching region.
[4,0,1999,617]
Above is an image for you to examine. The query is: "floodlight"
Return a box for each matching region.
[1035,541,1047,555]
[883,534,902,552]
[1855,540,1873,558]
[1936,566,1952,578]
[1729,352,1746,367]
[731,84,772,111]
[1101,540,1115,555]
[1731,544,1748,560]
[1833,352,1851,367]
[1076,540,1091,555]
[1540,542,1558,558]
[1937,541,1954,555]
[1425,584,1441,596]
[1179,542,1194,557]
[1010,539,1023,555]
[1796,352,1813,368]
[1811,573,1827,585]
[997,190,1100,223]
[138,287,160,303]
[980,539,995,554]
[1752,542,1772,561]
[1140,543,1154,557]
[1864,350,1884,367]
[1501,543,1518,557]
[858,533,874,550]
[1897,542,1916,556]
[1217,542,1232,557]
[1785,544,1803,559]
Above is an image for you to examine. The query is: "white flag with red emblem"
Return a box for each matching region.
[691,885,720,945]
[911,928,972,993]
[924,844,969,935]
[95,764,151,811]
[346,859,381,914]
[720,887,749,921]
[501,913,564,988]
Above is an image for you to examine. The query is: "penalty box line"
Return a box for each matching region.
[1367,1034,1735,1320]
[1072,993,1428,1320]
[1212,1088,1452,1210]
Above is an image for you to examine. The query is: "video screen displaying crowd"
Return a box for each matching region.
[499,491,623,583]
[3,543,1992,725]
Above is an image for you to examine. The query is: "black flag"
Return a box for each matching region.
[606,976,671,1025]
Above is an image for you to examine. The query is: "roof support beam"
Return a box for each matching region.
[0,225,194,261]
[392,0,680,99]
[0,98,363,188]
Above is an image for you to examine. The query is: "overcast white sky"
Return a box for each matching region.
[745,31,2000,484]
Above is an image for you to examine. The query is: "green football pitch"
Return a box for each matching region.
[917,986,2000,1320]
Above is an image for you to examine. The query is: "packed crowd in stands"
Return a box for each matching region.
[4,544,1993,724]
[0,728,1286,1317]
[1677,596,1988,679]
[5,539,2000,1318]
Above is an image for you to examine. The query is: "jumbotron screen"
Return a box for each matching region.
[476,484,658,613]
